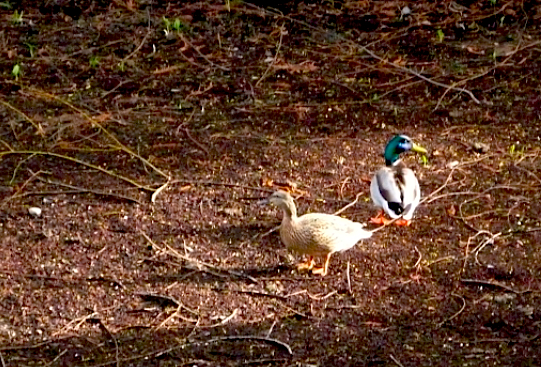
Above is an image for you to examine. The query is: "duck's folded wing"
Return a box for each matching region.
[398,168,420,212]
[302,215,372,242]
[374,168,403,203]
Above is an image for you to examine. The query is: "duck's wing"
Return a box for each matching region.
[295,214,372,251]
[397,167,421,218]
[372,167,403,205]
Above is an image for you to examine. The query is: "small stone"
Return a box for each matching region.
[517,305,534,316]
[401,6,411,15]
[447,161,459,168]
[472,142,490,153]
[222,207,243,216]
[494,293,515,303]
[28,207,42,217]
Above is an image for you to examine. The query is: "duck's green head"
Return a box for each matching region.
[384,134,427,166]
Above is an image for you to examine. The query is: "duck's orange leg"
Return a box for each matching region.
[370,209,391,225]
[312,253,332,276]
[394,219,411,226]
[296,257,315,271]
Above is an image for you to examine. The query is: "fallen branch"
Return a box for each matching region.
[437,293,466,327]
[0,150,154,191]
[247,4,481,104]
[26,88,170,179]
[140,231,258,283]
[204,335,293,355]
[333,192,361,216]
[461,278,536,294]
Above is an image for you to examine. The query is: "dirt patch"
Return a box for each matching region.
[1,1,541,365]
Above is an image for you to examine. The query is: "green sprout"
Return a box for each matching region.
[162,17,172,36]
[450,61,465,73]
[11,9,23,24]
[420,154,429,166]
[508,144,525,156]
[12,64,21,80]
[172,18,184,32]
[162,17,171,29]
[0,2,12,9]
[24,42,37,57]
[89,55,99,68]
[509,144,515,155]
[436,29,444,42]
[162,17,186,36]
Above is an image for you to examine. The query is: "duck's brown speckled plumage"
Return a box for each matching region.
[267,191,372,275]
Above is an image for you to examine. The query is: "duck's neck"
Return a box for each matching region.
[280,200,297,220]
[385,155,402,167]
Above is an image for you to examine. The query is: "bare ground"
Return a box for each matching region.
[1,1,541,366]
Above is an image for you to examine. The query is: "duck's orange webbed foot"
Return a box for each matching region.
[394,219,411,227]
[296,257,315,271]
[311,253,332,276]
[370,210,390,225]
[311,266,327,276]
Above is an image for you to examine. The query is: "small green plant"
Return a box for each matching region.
[24,42,37,57]
[11,9,23,24]
[0,2,12,9]
[508,144,525,156]
[162,17,186,36]
[89,55,99,68]
[450,61,465,73]
[162,17,171,36]
[489,0,497,5]
[436,29,444,42]
[117,61,126,72]
[172,18,184,32]
[420,154,429,166]
[12,64,21,80]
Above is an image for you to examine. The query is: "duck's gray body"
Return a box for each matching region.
[370,134,426,224]
[370,163,421,220]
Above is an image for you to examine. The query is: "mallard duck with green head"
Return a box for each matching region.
[370,134,427,226]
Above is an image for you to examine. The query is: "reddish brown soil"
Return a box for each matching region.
[1,1,541,366]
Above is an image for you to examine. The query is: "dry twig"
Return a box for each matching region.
[203,335,292,355]
[437,293,466,327]
[140,231,258,283]
[461,279,535,294]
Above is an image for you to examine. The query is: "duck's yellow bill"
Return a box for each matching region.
[411,143,427,154]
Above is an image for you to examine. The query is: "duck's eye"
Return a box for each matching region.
[398,140,411,150]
